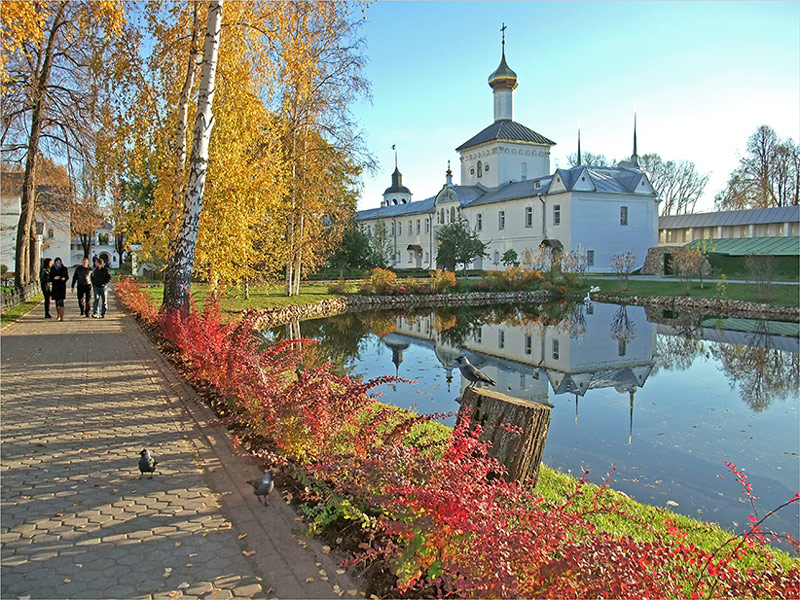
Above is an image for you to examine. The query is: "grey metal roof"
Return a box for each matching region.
[549,165,647,195]
[456,119,556,151]
[659,206,799,229]
[355,196,435,221]
[461,179,548,207]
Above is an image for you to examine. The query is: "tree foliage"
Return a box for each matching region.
[716,125,799,210]
[1,0,124,286]
[436,221,487,273]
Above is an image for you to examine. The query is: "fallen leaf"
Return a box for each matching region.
[335,537,343,545]
[336,568,346,575]
[319,569,327,577]
[666,500,679,507]
[178,582,190,590]
[305,577,315,583]
[347,590,358,596]
[185,563,193,568]
[63,578,71,584]
[174,542,181,547]
[238,534,247,540]
[242,550,256,557]
[322,545,331,554]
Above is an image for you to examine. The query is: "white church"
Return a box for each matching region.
[355,40,660,272]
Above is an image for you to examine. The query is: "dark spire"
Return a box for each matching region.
[632,110,639,167]
[577,126,582,166]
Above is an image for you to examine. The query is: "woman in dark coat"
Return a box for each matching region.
[49,257,69,321]
[39,258,53,318]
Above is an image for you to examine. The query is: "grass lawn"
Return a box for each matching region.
[1,293,43,329]
[140,281,358,318]
[585,277,799,307]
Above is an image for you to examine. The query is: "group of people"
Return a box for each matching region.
[38,256,112,321]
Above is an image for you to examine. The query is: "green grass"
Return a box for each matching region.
[1,293,43,329]
[141,281,356,318]
[584,277,799,307]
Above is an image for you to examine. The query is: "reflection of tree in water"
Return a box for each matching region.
[652,325,706,374]
[710,322,800,412]
[609,305,636,344]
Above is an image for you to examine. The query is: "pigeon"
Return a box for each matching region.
[455,356,496,388]
[138,449,158,479]
[246,470,274,506]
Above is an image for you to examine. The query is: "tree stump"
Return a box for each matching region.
[458,387,552,485]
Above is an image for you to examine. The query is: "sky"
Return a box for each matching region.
[351,1,800,213]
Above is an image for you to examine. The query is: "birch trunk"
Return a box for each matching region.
[163,0,223,310]
[14,4,65,287]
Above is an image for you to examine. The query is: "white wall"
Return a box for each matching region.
[459,141,551,188]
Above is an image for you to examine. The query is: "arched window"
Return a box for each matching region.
[440,208,445,223]
[450,207,456,222]
[477,161,483,178]
[521,162,527,181]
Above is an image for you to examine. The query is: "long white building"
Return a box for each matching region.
[356,41,660,272]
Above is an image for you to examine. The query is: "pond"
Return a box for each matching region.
[267,301,800,541]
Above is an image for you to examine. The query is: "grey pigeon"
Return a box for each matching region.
[455,356,496,388]
[138,449,158,479]
[246,470,274,506]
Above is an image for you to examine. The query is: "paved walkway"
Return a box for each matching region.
[1,292,362,599]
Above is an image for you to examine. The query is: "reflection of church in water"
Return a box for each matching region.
[380,302,656,436]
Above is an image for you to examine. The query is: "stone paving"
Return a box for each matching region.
[1,292,362,599]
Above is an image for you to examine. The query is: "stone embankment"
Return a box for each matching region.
[596,293,799,322]
[249,290,554,329]
[248,290,799,330]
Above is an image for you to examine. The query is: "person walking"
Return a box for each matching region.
[71,257,93,317]
[39,258,53,319]
[91,258,111,318]
[49,257,69,321]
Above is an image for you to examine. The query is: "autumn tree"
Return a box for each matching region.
[715,125,799,209]
[272,1,372,296]
[162,0,223,310]
[1,0,123,287]
[639,153,709,216]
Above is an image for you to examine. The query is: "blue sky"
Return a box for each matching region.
[352,1,800,212]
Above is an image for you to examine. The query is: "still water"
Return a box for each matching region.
[268,301,800,540]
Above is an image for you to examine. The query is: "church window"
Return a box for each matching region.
[498,210,505,230]
[493,251,499,265]
[534,181,540,189]
[416,220,420,234]
[396,252,400,263]
[484,164,489,171]
[498,330,505,349]
[618,339,627,357]
[552,339,560,360]
[440,208,445,224]
[525,207,533,228]
[587,250,595,266]
[521,162,528,181]
[391,222,395,235]
[425,218,430,233]
[525,335,532,355]
[620,206,628,226]
[450,207,456,222]
[398,222,402,235]
[408,220,412,234]
[425,251,429,263]
[477,161,483,178]
[409,252,414,263]
[470,168,475,175]
[476,213,482,232]
[48,228,54,238]
[553,205,561,226]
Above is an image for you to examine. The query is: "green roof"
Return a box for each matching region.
[686,236,800,256]
[699,317,799,338]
